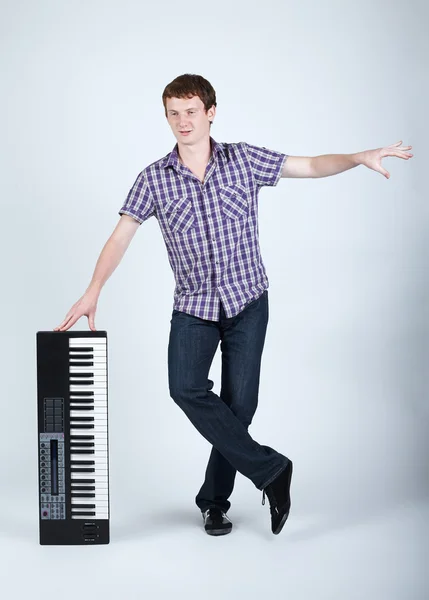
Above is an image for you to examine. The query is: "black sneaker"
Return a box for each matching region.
[202,508,233,536]
[262,459,293,535]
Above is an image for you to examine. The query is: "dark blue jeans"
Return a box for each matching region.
[168,290,289,513]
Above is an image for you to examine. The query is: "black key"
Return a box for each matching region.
[72,512,96,517]
[69,347,93,352]
[71,503,96,509]
[71,460,95,465]
[70,380,94,386]
[70,442,95,448]
[71,480,95,485]
[70,424,94,429]
[70,468,95,473]
[71,493,96,498]
[70,406,94,411]
[70,372,94,378]
[69,361,94,367]
[70,435,95,440]
[70,399,94,404]
[70,417,94,422]
[69,391,94,397]
[71,485,96,491]
[71,450,95,455]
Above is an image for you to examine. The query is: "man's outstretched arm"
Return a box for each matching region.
[54,215,140,332]
[281,141,413,180]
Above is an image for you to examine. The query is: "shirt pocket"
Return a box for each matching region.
[164,196,196,233]
[219,184,248,220]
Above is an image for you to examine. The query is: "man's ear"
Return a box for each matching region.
[208,105,216,123]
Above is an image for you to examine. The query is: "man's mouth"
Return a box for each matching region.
[179,130,192,135]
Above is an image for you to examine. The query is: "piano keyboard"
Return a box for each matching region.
[37,331,110,545]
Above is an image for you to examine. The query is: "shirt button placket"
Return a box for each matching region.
[206,206,220,276]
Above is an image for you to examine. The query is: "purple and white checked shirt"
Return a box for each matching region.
[119,138,287,321]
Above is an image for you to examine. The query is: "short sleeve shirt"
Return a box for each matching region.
[119,138,287,321]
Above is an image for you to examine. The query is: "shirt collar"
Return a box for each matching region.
[161,137,227,170]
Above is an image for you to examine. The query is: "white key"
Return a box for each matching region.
[69,348,107,356]
[70,395,107,400]
[69,361,107,375]
[69,338,106,345]
[71,453,107,461]
[70,453,107,461]
[70,430,107,438]
[69,351,106,356]
[70,453,108,458]
[70,385,107,393]
[71,473,108,481]
[69,350,106,354]
[71,492,108,500]
[70,411,107,418]
[69,365,106,369]
[71,498,108,505]
[71,482,108,488]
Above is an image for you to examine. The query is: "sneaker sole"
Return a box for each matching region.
[273,510,289,535]
[205,527,232,536]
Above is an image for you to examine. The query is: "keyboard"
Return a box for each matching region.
[36,331,109,544]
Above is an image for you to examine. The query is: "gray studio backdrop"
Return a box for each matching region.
[0,0,427,598]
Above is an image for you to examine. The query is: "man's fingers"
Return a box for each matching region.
[88,313,97,331]
[385,151,413,159]
[60,314,79,331]
[54,314,73,331]
[56,312,82,332]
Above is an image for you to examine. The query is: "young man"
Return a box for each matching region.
[54,74,413,537]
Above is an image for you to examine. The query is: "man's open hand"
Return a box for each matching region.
[359,141,413,179]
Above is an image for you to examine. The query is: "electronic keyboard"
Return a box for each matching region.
[36,331,109,544]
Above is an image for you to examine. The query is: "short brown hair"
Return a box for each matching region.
[162,74,217,118]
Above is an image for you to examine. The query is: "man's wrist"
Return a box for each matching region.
[351,151,364,167]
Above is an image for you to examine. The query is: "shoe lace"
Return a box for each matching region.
[261,488,279,515]
[208,508,223,522]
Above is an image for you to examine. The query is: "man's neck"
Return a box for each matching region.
[177,136,212,166]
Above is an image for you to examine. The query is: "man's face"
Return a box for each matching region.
[165,95,215,146]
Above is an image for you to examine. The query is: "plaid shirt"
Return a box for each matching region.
[119,138,287,321]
